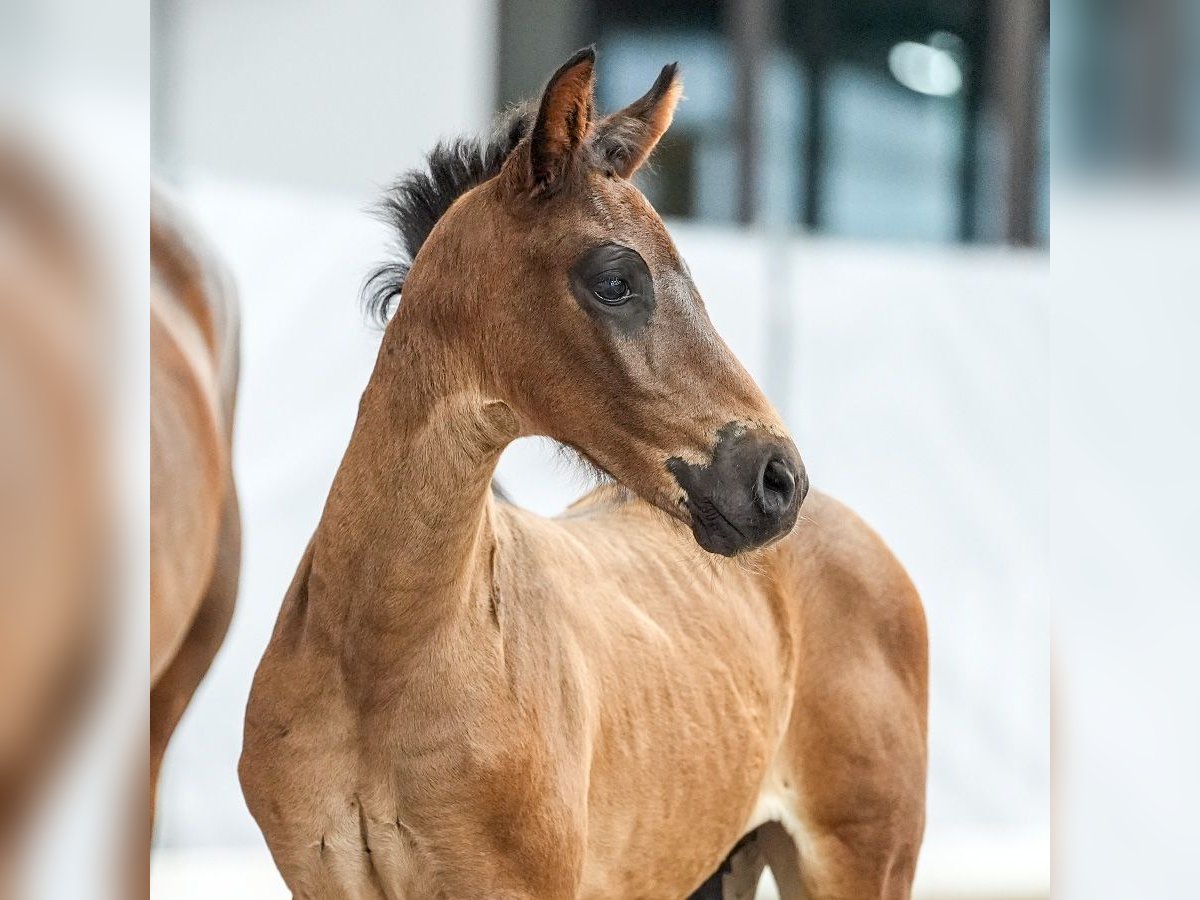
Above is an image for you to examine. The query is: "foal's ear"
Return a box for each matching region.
[594,63,683,179]
[527,46,596,194]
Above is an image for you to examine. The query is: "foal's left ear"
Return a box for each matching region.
[527,46,596,194]
[594,63,683,179]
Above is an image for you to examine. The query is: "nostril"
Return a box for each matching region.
[759,457,796,514]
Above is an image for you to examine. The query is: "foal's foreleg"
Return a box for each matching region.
[688,822,803,900]
[794,824,920,900]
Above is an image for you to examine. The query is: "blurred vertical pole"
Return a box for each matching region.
[1130,0,1181,170]
[958,3,987,242]
[497,0,588,108]
[729,0,776,225]
[800,1,829,231]
[729,0,796,425]
[150,0,177,173]
[993,0,1045,246]
[958,69,981,242]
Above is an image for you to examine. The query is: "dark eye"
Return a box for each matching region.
[592,276,631,305]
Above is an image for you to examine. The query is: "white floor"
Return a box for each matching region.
[151,830,1048,900]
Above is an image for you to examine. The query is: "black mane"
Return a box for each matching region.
[364,103,535,325]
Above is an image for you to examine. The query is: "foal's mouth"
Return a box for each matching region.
[682,495,748,557]
[664,422,807,557]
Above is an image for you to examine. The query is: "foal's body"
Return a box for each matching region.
[242,364,925,899]
[242,49,926,898]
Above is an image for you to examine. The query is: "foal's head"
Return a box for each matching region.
[370,48,806,556]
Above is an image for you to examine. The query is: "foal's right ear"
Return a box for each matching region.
[526,46,596,195]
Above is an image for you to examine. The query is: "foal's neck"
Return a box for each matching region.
[310,316,512,655]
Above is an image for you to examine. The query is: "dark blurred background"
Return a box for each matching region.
[500,0,1049,244]
[151,0,1050,247]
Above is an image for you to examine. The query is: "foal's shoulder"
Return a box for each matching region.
[779,490,926,671]
[784,491,911,587]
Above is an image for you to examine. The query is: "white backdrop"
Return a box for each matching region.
[154,0,496,195]
[153,177,1048,890]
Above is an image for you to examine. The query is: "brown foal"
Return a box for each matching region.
[240,49,927,899]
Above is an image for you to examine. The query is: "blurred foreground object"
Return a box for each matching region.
[0,131,111,883]
[149,186,241,840]
[1053,0,1200,897]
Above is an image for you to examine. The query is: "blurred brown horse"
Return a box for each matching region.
[150,187,241,832]
[0,133,109,882]
[242,50,926,899]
